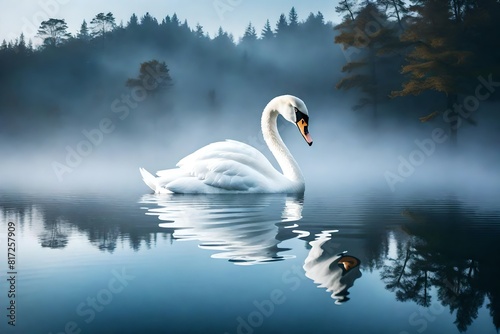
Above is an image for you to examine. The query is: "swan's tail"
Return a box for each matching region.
[139,167,157,192]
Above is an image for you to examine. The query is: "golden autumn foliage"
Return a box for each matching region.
[334,3,400,122]
[391,0,472,98]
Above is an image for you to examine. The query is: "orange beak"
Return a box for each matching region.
[338,256,360,273]
[297,119,313,146]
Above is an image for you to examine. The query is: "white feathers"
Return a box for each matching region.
[139,167,158,192]
[139,95,310,194]
[141,140,284,193]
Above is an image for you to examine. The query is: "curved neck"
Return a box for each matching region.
[261,105,304,183]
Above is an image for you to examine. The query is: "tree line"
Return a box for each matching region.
[0,2,499,145]
[334,0,500,143]
[0,7,335,140]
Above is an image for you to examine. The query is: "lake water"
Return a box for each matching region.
[0,189,499,334]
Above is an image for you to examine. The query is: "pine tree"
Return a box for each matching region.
[377,0,407,29]
[141,12,158,29]
[288,7,299,30]
[37,18,71,47]
[77,20,90,41]
[90,12,116,38]
[335,0,356,21]
[241,22,257,44]
[261,19,274,39]
[171,13,180,26]
[27,39,33,52]
[275,13,288,35]
[391,0,472,144]
[335,3,399,127]
[214,27,234,48]
[128,14,139,28]
[162,15,171,27]
[316,11,324,23]
[304,12,325,31]
[217,27,225,37]
[16,33,27,53]
[194,24,205,38]
[460,0,500,79]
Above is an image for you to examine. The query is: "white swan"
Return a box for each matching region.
[139,95,313,194]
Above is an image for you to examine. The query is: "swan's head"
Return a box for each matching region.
[273,95,313,146]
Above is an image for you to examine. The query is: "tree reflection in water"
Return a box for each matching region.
[1,193,498,331]
[381,201,500,332]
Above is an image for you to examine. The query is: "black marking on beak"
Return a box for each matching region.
[295,108,312,146]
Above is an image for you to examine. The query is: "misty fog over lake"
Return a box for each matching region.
[1,1,499,334]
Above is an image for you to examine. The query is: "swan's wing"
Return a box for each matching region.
[158,140,283,192]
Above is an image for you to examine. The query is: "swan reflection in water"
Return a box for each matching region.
[140,194,304,265]
[141,194,363,302]
[303,230,362,304]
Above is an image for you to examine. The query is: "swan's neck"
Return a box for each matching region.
[261,106,304,183]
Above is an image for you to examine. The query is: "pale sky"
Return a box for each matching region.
[1,0,341,44]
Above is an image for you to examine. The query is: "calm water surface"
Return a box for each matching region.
[0,189,499,334]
